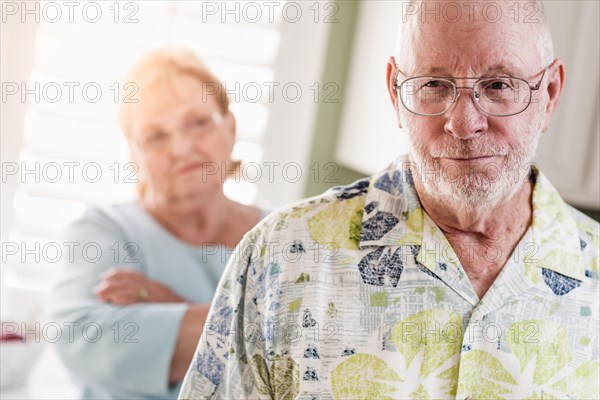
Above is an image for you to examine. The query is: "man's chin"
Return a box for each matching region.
[427,177,518,210]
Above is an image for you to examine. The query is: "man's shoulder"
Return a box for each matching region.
[568,205,600,251]
[242,177,372,245]
[534,170,599,260]
[559,204,600,279]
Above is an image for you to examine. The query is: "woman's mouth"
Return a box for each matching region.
[178,162,204,174]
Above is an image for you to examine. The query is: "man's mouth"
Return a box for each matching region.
[444,155,496,161]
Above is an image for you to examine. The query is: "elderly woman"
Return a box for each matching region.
[47,49,265,399]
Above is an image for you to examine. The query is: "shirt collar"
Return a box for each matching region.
[529,167,586,280]
[359,155,423,248]
[358,155,585,281]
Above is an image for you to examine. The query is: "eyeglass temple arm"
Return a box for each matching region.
[529,67,548,91]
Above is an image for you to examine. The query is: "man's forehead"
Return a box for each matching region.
[399,24,534,77]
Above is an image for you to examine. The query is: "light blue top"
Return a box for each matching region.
[46,202,266,399]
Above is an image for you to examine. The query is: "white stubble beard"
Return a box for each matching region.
[407,114,544,215]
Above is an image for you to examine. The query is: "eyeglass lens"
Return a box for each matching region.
[400,77,533,116]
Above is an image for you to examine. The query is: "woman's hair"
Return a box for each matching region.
[119,48,230,138]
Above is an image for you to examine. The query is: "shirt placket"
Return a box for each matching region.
[454,229,537,399]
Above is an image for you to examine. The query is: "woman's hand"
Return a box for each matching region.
[94,268,186,305]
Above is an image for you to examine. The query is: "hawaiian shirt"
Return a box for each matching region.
[179,156,599,400]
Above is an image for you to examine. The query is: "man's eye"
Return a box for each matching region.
[487,80,511,90]
[423,80,443,88]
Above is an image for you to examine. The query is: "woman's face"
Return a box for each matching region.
[128,74,235,209]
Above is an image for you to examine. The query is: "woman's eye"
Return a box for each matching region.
[147,131,167,143]
[187,116,215,136]
[194,118,210,127]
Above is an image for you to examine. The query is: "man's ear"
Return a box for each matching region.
[386,57,403,129]
[542,58,565,133]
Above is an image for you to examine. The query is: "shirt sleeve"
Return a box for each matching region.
[45,209,189,396]
[178,229,270,399]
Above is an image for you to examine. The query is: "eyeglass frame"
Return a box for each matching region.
[392,65,550,117]
[133,111,225,153]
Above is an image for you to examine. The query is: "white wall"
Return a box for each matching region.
[536,0,600,208]
[335,1,406,175]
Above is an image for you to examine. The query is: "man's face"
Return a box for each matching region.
[393,16,551,211]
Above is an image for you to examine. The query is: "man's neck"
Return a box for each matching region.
[417,180,533,239]
[415,180,534,298]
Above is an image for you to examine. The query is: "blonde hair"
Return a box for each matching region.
[119,48,240,196]
[119,48,230,138]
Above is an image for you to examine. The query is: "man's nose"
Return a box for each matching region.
[444,90,488,139]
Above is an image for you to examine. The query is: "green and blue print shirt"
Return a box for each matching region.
[179,156,599,400]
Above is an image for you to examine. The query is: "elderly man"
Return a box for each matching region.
[180,1,599,399]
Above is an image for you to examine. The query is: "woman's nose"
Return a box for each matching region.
[169,131,195,155]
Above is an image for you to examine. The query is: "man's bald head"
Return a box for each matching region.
[394,0,554,73]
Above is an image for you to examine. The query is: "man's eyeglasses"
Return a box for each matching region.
[135,111,224,153]
[393,67,549,117]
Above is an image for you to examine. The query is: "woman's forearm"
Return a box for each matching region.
[169,303,211,384]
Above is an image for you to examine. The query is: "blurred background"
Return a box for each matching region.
[1,0,598,397]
